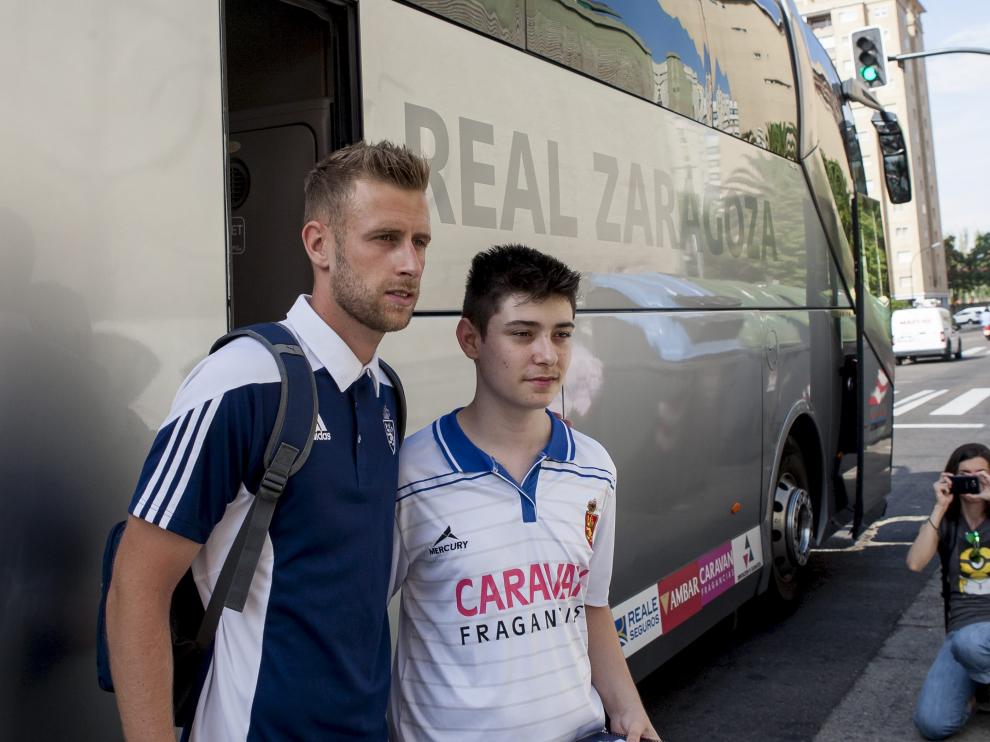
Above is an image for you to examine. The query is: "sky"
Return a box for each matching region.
[921,0,990,242]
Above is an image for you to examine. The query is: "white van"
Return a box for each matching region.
[892,307,961,363]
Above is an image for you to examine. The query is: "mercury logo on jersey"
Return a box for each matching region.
[429,525,469,556]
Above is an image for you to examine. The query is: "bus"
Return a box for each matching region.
[1,0,906,736]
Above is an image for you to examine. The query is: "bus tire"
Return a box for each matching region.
[767,438,813,603]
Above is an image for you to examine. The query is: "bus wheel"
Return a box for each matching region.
[769,439,813,602]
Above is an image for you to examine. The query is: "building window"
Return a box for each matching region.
[895,227,909,238]
[873,6,889,19]
[807,13,832,32]
[898,251,912,264]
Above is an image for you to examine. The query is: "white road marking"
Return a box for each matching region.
[963,346,986,357]
[930,388,990,416]
[892,389,934,408]
[814,515,923,553]
[893,389,947,415]
[894,423,985,429]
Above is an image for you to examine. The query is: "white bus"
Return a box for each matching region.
[1,0,906,736]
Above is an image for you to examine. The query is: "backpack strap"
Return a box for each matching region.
[195,323,318,646]
[378,359,406,447]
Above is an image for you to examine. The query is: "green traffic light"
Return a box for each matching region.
[862,66,879,82]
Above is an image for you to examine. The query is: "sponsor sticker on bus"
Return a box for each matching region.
[611,585,663,658]
[731,526,764,583]
[698,542,735,605]
[658,562,703,633]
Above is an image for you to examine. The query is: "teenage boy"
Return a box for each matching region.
[389,245,660,741]
[107,141,431,741]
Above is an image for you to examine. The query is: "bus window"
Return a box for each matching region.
[859,195,892,348]
[799,17,856,296]
[700,0,797,159]
[405,0,525,47]
[526,0,710,124]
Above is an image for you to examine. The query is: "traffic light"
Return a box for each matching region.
[851,27,887,88]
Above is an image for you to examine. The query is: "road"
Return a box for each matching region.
[637,326,990,741]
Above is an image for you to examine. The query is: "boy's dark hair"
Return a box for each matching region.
[942,442,990,522]
[462,245,581,337]
[304,140,430,240]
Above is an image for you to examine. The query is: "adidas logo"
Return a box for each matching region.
[314,415,331,441]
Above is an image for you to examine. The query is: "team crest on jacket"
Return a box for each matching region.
[585,499,599,546]
[383,406,396,454]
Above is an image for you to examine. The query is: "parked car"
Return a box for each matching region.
[953,306,987,326]
[892,307,962,364]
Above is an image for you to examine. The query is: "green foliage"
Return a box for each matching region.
[823,155,853,250]
[946,232,990,303]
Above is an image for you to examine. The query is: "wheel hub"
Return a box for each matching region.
[772,476,813,576]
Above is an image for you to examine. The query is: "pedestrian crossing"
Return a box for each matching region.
[893,386,990,429]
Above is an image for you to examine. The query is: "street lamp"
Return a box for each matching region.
[901,241,943,305]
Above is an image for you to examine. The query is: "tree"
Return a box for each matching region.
[945,235,972,304]
[945,232,990,304]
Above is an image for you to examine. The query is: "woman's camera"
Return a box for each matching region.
[949,474,981,495]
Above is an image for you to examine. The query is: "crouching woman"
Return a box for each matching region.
[908,442,990,739]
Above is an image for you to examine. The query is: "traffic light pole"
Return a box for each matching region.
[889,47,990,63]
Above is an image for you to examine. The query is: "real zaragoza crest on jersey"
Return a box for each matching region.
[383,406,396,454]
[585,499,599,546]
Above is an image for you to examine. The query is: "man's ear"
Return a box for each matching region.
[455,317,483,360]
[302,220,331,270]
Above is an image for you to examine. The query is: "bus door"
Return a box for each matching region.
[224,0,359,327]
[851,194,894,533]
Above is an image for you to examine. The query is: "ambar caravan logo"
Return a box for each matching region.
[658,562,702,633]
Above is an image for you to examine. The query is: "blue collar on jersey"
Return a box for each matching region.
[432,409,575,473]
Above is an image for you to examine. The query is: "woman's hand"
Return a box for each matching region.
[933,472,954,513]
[960,470,990,505]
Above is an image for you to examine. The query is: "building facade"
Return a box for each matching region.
[795,0,947,305]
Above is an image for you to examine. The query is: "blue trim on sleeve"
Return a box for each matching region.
[141,408,194,521]
[154,401,214,525]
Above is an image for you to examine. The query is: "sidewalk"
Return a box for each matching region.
[813,572,990,741]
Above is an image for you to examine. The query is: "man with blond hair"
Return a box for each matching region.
[107,141,431,740]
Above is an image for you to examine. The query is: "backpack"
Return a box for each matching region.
[96,322,406,727]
